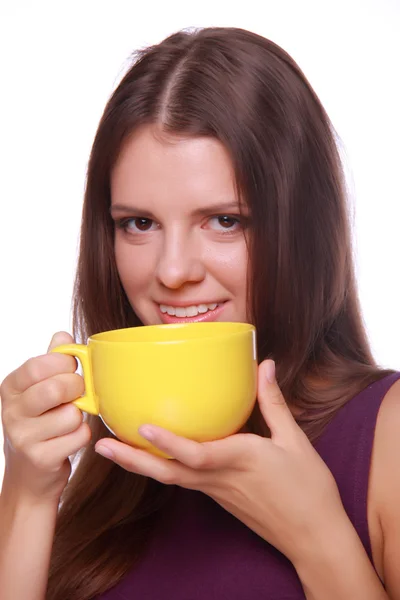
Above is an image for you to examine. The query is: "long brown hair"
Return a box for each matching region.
[47,27,392,599]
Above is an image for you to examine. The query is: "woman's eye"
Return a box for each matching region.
[118,218,158,233]
[208,215,242,232]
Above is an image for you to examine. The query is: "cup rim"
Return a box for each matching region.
[88,322,255,344]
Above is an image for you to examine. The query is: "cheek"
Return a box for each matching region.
[114,241,154,295]
[209,242,248,284]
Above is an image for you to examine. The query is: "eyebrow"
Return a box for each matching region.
[110,202,246,219]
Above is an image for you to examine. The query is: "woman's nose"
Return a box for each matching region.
[155,232,206,290]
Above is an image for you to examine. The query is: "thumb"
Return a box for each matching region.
[47,331,75,353]
[257,360,297,438]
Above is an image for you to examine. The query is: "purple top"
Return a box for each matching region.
[97,372,400,599]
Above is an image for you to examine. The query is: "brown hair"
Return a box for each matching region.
[47,27,392,599]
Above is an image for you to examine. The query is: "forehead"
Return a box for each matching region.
[110,125,238,212]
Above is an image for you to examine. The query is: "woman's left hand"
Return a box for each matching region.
[95,360,346,564]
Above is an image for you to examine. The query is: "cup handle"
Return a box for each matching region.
[51,344,99,415]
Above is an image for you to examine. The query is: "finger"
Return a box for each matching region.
[4,353,78,397]
[202,433,262,470]
[139,425,253,471]
[138,425,214,469]
[32,422,92,469]
[257,360,298,439]
[94,439,196,487]
[6,403,84,451]
[21,373,85,417]
[32,403,84,442]
[47,331,75,352]
[47,330,77,375]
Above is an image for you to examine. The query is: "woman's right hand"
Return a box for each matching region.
[0,332,92,504]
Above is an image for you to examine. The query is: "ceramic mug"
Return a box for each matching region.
[51,322,257,456]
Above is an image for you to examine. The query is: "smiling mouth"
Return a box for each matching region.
[159,302,220,318]
[157,301,227,324]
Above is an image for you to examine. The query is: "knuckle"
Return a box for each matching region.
[71,405,84,427]
[9,428,30,453]
[44,378,65,403]
[159,467,178,486]
[24,357,47,384]
[61,403,83,430]
[1,402,15,428]
[191,448,213,470]
[57,373,84,404]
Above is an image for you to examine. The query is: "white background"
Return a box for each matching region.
[0,0,399,484]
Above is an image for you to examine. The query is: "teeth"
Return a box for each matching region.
[159,303,220,317]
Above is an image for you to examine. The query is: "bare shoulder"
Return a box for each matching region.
[369,376,400,597]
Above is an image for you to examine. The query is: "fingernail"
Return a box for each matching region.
[138,425,155,441]
[95,445,115,460]
[265,360,276,383]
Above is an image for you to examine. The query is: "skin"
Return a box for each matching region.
[0,332,90,600]
[111,126,249,326]
[97,124,399,598]
[1,123,399,599]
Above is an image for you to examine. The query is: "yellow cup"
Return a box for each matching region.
[51,322,257,456]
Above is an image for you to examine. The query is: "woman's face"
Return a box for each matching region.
[111,125,249,326]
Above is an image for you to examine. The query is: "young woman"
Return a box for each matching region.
[1,27,399,600]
